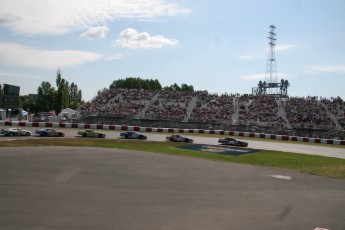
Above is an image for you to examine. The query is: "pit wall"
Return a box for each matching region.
[1,120,344,146]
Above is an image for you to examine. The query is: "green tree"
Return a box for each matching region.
[19,95,39,113]
[35,69,83,113]
[55,69,69,114]
[164,83,194,92]
[37,81,56,112]
[181,83,194,92]
[110,77,162,90]
[150,79,162,90]
[55,69,83,112]
[68,82,82,110]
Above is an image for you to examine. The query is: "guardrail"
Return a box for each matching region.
[0,120,344,145]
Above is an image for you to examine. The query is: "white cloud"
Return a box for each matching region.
[308,65,345,74]
[80,26,109,40]
[105,53,124,60]
[242,73,288,80]
[239,43,296,61]
[239,55,258,60]
[0,72,43,79]
[242,74,266,80]
[114,28,178,48]
[275,44,296,51]
[0,0,190,36]
[0,42,104,69]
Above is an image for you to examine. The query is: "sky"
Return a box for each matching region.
[0,0,345,102]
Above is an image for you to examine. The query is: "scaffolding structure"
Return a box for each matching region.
[252,25,289,97]
[265,25,278,94]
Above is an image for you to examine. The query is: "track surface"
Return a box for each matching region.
[1,126,345,159]
[1,146,344,230]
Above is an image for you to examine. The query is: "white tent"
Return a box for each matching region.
[0,109,6,120]
[58,108,80,121]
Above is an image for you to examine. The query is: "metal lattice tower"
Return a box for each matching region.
[264,25,278,94]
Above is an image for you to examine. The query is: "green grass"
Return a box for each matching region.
[1,138,345,179]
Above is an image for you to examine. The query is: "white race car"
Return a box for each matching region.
[1,127,32,136]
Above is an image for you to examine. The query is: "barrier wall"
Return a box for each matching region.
[1,120,344,145]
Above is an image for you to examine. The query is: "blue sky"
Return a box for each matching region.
[0,0,344,101]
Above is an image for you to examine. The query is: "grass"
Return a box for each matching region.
[1,138,345,179]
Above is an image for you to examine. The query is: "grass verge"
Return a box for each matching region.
[1,138,345,179]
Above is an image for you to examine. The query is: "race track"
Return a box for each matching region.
[0,146,344,230]
[1,126,345,229]
[1,126,345,159]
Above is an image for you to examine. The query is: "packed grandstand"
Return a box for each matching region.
[80,88,345,139]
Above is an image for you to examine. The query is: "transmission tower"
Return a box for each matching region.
[252,25,289,97]
[264,25,278,94]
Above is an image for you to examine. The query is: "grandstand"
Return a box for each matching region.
[80,89,345,139]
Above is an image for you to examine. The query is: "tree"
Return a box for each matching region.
[19,95,39,113]
[68,82,82,110]
[35,68,83,113]
[181,83,194,92]
[110,77,162,90]
[55,69,69,114]
[164,83,194,92]
[37,81,56,112]
[54,69,83,112]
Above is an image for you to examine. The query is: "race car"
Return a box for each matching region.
[1,127,32,136]
[218,137,248,147]
[35,128,54,136]
[166,134,193,143]
[77,129,106,138]
[119,131,147,140]
[37,129,64,137]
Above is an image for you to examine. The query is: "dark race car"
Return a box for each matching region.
[218,137,248,147]
[166,134,193,143]
[35,128,54,136]
[119,131,147,140]
[38,129,65,137]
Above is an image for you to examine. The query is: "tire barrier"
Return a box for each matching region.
[1,120,344,145]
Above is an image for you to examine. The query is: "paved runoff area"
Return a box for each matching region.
[0,146,344,230]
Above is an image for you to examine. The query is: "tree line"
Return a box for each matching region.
[109,77,194,92]
[20,69,82,114]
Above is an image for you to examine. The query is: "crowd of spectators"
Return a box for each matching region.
[189,92,235,123]
[80,88,125,115]
[144,91,193,121]
[321,97,345,128]
[122,89,157,101]
[100,101,146,117]
[144,102,187,121]
[237,95,286,129]
[237,95,254,124]
[249,95,280,122]
[159,91,193,104]
[80,88,345,130]
[99,89,156,117]
[338,113,345,128]
[283,97,335,130]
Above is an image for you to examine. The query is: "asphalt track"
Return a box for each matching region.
[1,146,344,230]
[1,126,345,159]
